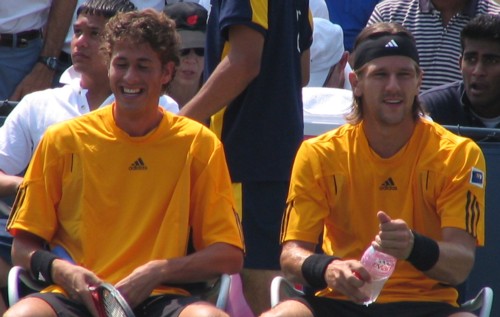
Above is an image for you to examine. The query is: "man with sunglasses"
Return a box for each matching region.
[164,2,207,109]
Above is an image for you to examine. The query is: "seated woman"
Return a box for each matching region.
[164,2,207,109]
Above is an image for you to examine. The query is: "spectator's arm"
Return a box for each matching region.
[179,24,264,122]
[10,0,77,101]
[0,170,22,198]
[301,49,310,87]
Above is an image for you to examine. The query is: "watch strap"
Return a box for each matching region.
[37,56,60,71]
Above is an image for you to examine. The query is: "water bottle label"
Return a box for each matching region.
[371,258,394,273]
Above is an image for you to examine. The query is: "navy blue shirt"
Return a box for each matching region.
[419,80,500,141]
[206,0,313,182]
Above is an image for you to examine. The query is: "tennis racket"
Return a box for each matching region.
[89,282,135,317]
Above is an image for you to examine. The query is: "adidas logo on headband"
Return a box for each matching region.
[385,39,398,48]
[353,34,419,70]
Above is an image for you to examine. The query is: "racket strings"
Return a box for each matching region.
[101,289,129,317]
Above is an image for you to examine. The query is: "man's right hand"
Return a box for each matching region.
[52,259,102,316]
[324,259,371,304]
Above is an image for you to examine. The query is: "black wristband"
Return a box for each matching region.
[301,254,339,289]
[407,231,440,271]
[30,250,59,284]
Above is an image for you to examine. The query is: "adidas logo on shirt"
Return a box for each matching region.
[379,177,397,190]
[385,39,398,48]
[129,157,148,171]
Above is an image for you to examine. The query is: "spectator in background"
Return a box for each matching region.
[310,0,330,20]
[0,0,77,101]
[178,0,313,314]
[59,0,166,89]
[307,17,351,90]
[303,17,352,138]
[367,0,500,91]
[420,13,500,137]
[165,2,208,109]
[166,0,211,12]
[325,0,380,52]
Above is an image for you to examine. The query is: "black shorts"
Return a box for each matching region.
[239,181,289,270]
[30,292,202,317]
[0,217,13,264]
[295,294,467,317]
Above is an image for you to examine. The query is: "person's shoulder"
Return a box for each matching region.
[477,0,500,12]
[12,85,75,117]
[419,81,463,101]
[421,118,480,149]
[368,0,417,24]
[373,0,415,10]
[167,112,219,141]
[304,123,357,147]
[46,105,108,133]
[419,81,463,113]
[159,95,179,114]
[20,84,73,102]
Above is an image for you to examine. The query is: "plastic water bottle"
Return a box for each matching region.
[359,245,396,306]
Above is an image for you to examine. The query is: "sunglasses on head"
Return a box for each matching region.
[180,48,204,57]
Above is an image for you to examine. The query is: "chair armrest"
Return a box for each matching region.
[460,286,493,317]
[270,276,304,308]
[8,266,47,306]
[215,273,231,309]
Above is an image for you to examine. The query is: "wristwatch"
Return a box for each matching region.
[37,56,60,71]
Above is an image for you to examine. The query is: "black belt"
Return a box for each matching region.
[0,29,42,48]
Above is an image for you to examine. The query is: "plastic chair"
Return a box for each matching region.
[223,273,254,317]
[270,276,494,317]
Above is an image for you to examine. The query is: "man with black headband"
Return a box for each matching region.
[260,22,485,317]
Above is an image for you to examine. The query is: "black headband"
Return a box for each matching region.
[353,34,419,70]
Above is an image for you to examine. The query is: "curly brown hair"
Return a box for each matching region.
[100,9,180,69]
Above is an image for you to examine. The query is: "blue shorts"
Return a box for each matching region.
[0,217,13,264]
[238,181,289,270]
